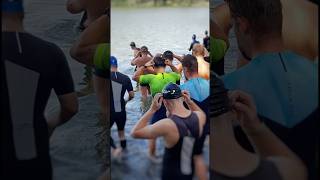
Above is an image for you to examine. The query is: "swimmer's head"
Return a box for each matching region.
[226,0,283,60]
[2,0,24,20]
[130,42,136,48]
[110,56,118,67]
[140,46,148,54]
[210,72,230,118]
[192,44,206,57]
[182,55,198,80]
[162,83,183,113]
[153,56,166,69]
[162,50,173,61]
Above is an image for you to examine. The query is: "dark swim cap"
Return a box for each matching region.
[2,0,24,13]
[163,50,173,60]
[162,83,182,100]
[210,72,230,117]
[130,42,136,47]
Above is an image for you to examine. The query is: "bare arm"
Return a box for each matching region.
[66,0,84,14]
[229,91,307,180]
[173,54,183,62]
[70,15,109,65]
[165,60,179,73]
[47,93,78,137]
[125,91,135,104]
[211,20,229,48]
[212,3,233,37]
[132,66,145,82]
[131,94,167,139]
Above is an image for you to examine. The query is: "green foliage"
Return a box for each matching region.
[112,0,209,8]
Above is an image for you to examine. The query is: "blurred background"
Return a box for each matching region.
[112,0,209,7]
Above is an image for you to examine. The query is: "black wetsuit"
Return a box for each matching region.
[211,160,282,180]
[111,71,133,148]
[189,40,200,51]
[233,110,319,180]
[111,71,133,130]
[193,98,210,155]
[162,112,200,180]
[1,32,74,180]
[203,36,210,51]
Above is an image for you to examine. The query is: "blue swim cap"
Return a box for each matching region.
[2,0,24,13]
[110,56,118,67]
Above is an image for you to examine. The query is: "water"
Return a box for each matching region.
[111,7,209,180]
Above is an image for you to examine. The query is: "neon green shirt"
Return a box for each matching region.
[211,38,227,63]
[139,72,180,96]
[94,43,109,71]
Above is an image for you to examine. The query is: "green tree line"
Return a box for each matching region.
[112,0,209,7]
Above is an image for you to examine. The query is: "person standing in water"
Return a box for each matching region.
[133,56,181,163]
[131,45,153,68]
[130,41,140,58]
[203,30,210,51]
[176,44,210,80]
[110,56,134,150]
[180,55,210,180]
[189,34,200,51]
[131,83,206,180]
[2,0,78,179]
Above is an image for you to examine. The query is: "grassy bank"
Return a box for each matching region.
[112,0,209,8]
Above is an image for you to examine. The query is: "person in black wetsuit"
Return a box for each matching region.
[189,34,200,51]
[110,56,134,150]
[222,1,319,179]
[210,73,307,180]
[1,1,78,179]
[131,83,206,180]
[203,30,210,51]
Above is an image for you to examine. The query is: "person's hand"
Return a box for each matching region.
[228,90,262,134]
[182,90,192,104]
[150,93,163,113]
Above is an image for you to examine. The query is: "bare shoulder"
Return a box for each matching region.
[266,156,307,180]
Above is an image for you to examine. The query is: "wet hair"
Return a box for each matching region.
[181,54,198,73]
[130,42,136,47]
[153,56,166,68]
[162,50,174,61]
[140,46,148,52]
[227,0,283,36]
[192,44,206,57]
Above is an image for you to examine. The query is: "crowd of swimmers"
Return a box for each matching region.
[110,37,210,179]
[2,0,318,180]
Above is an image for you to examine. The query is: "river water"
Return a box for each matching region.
[111,7,209,180]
